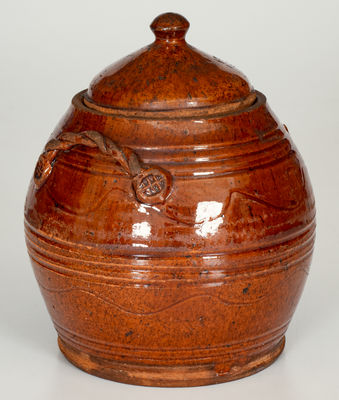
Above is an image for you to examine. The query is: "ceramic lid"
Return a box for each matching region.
[84,13,256,116]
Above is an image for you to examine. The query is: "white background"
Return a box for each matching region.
[1,0,338,398]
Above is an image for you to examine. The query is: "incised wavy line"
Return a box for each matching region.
[37,267,308,316]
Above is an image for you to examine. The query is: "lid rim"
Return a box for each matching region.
[82,91,259,119]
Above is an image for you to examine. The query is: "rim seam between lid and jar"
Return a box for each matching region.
[81,91,259,120]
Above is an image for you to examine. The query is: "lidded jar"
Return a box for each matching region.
[25,13,315,387]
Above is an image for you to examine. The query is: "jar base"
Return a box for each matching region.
[58,336,285,387]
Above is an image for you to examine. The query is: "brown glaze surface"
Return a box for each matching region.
[87,13,252,111]
[24,13,315,387]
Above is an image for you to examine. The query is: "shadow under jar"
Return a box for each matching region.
[24,12,315,387]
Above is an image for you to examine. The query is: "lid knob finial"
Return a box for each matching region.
[150,12,190,41]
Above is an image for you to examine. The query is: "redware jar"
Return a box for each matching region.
[24,12,315,387]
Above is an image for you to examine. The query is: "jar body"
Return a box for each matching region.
[25,91,315,386]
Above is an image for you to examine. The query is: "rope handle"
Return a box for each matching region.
[34,130,172,205]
